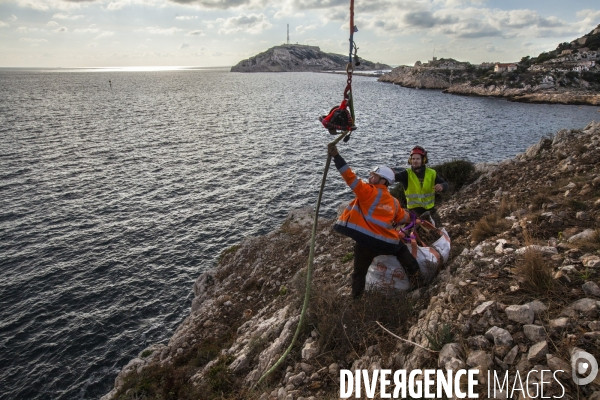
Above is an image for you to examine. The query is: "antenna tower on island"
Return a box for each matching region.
[287,24,289,45]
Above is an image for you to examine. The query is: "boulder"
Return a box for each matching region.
[569,230,597,243]
[438,343,464,368]
[485,326,514,346]
[466,350,493,371]
[523,325,547,342]
[472,301,496,316]
[526,300,548,315]
[527,341,549,362]
[505,304,535,325]
[572,298,598,316]
[582,281,600,297]
[503,345,519,365]
[515,245,557,256]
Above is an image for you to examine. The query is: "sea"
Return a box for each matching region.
[0,67,598,400]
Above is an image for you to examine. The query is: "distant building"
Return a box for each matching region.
[494,63,518,72]
[560,49,573,55]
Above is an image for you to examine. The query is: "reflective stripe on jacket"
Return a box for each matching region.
[332,157,409,254]
[405,167,436,210]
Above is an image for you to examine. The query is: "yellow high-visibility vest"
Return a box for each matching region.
[405,168,436,210]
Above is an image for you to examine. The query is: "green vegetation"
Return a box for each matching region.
[341,252,354,263]
[218,244,240,263]
[422,323,455,351]
[140,350,153,359]
[432,159,477,192]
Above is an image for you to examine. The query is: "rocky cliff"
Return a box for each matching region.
[230,44,389,72]
[103,121,600,400]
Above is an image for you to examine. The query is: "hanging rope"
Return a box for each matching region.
[255,0,358,388]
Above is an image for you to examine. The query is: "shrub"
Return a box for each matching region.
[431,159,477,192]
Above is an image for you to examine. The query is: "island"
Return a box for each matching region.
[230,44,390,73]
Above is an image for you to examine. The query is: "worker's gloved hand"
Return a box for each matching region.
[328,143,339,157]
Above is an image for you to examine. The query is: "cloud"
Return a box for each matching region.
[179,43,190,48]
[9,15,18,22]
[53,26,68,32]
[52,13,84,20]
[85,42,99,48]
[176,15,198,20]
[0,21,9,28]
[186,30,204,35]
[168,0,249,9]
[208,13,272,34]
[292,0,347,10]
[74,25,100,33]
[106,2,125,10]
[295,24,317,34]
[402,10,458,28]
[19,38,48,46]
[47,21,59,27]
[17,26,38,33]
[95,31,115,38]
[16,0,94,11]
[136,26,183,34]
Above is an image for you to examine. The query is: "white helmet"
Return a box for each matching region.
[370,166,395,185]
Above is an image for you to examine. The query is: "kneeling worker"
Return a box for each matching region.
[328,144,420,298]
[394,146,448,224]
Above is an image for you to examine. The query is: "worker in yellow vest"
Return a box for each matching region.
[328,144,420,298]
[394,146,448,225]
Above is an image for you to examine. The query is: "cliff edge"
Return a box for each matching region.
[103,121,600,400]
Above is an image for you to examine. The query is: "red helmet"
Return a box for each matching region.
[409,146,428,164]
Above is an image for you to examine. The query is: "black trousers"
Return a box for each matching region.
[410,207,441,227]
[352,241,420,298]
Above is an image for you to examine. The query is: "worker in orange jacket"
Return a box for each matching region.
[328,144,420,298]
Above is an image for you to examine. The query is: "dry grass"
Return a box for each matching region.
[514,229,560,295]
[308,283,416,364]
[471,213,511,243]
[514,247,557,294]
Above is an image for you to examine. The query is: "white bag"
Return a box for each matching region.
[365,255,410,291]
[410,227,451,282]
[366,225,451,291]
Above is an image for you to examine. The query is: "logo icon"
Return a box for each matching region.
[572,350,598,385]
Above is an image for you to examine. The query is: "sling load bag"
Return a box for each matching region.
[366,221,450,291]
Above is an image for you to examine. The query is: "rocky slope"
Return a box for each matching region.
[103,121,600,400]
[230,45,389,72]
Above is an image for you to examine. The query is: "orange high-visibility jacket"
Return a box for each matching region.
[332,155,410,254]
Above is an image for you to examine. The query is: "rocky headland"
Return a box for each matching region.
[379,25,600,106]
[103,121,600,400]
[230,44,389,73]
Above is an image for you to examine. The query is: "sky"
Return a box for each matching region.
[1,0,599,68]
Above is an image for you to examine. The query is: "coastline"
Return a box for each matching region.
[103,121,600,399]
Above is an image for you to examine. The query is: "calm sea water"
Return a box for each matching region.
[0,67,598,400]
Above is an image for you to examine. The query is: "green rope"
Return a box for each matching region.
[255,130,350,387]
